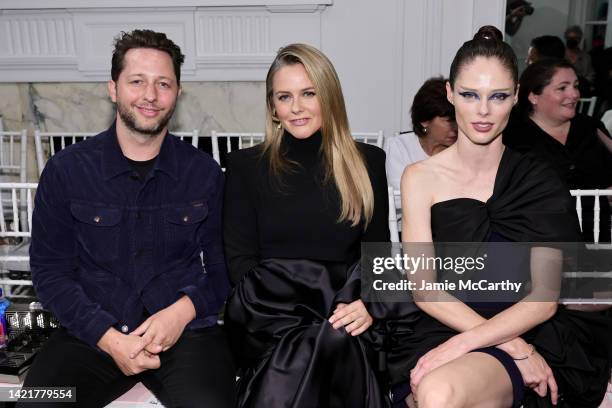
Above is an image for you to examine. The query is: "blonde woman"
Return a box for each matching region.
[223,44,390,407]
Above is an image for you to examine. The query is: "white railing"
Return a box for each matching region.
[34,129,201,176]
[578,96,597,116]
[210,131,265,169]
[0,182,37,238]
[571,189,612,245]
[0,130,28,182]
[352,130,384,148]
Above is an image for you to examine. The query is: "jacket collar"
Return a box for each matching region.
[101,121,179,181]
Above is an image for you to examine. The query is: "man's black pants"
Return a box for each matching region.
[16,325,236,408]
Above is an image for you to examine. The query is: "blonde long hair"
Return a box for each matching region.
[263,43,374,227]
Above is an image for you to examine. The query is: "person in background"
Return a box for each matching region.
[223,43,390,407]
[565,25,596,95]
[526,35,565,65]
[505,0,534,37]
[504,58,612,243]
[385,77,457,195]
[22,29,235,407]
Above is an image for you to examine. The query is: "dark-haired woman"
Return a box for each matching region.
[389,26,612,408]
[504,58,612,243]
[385,77,457,193]
[223,43,390,407]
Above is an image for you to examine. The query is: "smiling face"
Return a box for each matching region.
[108,47,181,138]
[271,63,322,139]
[446,56,517,146]
[529,67,579,123]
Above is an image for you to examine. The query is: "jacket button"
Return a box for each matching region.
[183,216,189,222]
[93,216,101,223]
[121,325,129,333]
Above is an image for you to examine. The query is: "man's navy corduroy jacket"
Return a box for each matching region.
[30,124,230,347]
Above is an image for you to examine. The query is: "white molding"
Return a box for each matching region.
[392,0,405,134]
[423,0,444,77]
[0,4,327,81]
[0,11,76,58]
[265,4,327,13]
[72,10,197,75]
[195,9,272,56]
[0,0,332,9]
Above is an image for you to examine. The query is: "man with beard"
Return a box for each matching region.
[20,30,235,407]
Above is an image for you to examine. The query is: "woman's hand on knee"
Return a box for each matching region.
[410,336,469,393]
[328,300,373,336]
[515,350,558,405]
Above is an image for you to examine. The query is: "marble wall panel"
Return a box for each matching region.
[0,81,265,180]
[0,83,30,132]
[0,81,264,133]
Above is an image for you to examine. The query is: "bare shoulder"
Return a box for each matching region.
[401,156,444,198]
[400,157,441,242]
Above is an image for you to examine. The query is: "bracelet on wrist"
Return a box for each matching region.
[513,343,535,360]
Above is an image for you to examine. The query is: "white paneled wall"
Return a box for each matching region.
[0,0,505,138]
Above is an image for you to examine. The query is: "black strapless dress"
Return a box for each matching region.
[387,148,612,408]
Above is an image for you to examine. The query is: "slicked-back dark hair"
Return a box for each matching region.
[449,25,518,90]
[111,29,185,83]
[411,77,455,137]
[518,58,577,116]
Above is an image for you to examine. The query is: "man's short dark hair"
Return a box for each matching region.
[530,35,565,60]
[111,29,185,83]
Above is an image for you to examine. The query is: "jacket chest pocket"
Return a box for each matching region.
[164,202,208,257]
[70,204,122,262]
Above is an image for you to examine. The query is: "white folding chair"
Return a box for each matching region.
[0,130,28,183]
[571,189,612,246]
[0,182,38,297]
[0,183,36,240]
[561,191,612,307]
[172,129,199,148]
[210,131,265,170]
[34,131,98,176]
[388,187,402,243]
[600,109,612,136]
[578,96,597,116]
[352,131,384,148]
[0,131,29,236]
[35,130,200,176]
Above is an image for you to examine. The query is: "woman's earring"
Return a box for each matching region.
[272,110,282,129]
[423,127,428,134]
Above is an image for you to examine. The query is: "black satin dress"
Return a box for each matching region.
[388,148,612,408]
[225,259,389,407]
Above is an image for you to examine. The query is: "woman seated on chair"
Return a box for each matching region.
[222,43,391,407]
[387,26,612,408]
[504,58,612,243]
[385,77,457,194]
